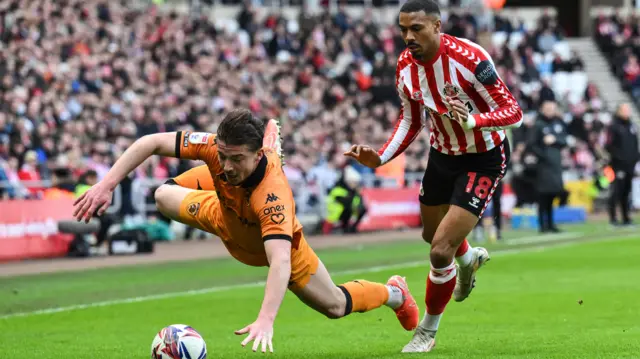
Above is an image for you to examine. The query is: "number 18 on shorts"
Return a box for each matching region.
[419,141,510,218]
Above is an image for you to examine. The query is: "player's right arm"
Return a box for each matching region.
[99,133,178,191]
[102,131,215,191]
[345,57,424,168]
[73,131,215,222]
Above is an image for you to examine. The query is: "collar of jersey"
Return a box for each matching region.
[239,154,268,188]
[413,34,445,67]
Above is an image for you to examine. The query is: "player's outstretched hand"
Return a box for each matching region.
[235,318,274,353]
[72,182,113,223]
[344,144,382,169]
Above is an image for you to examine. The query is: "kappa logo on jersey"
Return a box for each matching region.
[265,193,279,204]
[474,60,498,85]
[188,132,209,145]
[412,91,423,101]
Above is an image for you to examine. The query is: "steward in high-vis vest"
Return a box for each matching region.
[75,170,99,198]
[323,166,368,234]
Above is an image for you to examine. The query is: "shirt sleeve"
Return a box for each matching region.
[175,131,217,162]
[250,175,295,242]
[469,59,523,131]
[377,60,425,165]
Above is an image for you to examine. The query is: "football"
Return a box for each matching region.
[150,324,207,359]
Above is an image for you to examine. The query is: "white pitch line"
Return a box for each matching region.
[1,233,636,320]
[504,232,582,245]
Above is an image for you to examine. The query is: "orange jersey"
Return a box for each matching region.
[175,131,304,266]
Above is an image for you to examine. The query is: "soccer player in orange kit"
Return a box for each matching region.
[74,108,420,354]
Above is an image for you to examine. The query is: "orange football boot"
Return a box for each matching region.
[387,275,420,331]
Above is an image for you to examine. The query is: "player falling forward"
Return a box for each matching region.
[345,0,523,353]
[73,108,419,353]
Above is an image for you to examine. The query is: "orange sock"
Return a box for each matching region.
[338,280,389,315]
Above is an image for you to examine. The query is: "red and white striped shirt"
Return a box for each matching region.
[378,34,523,164]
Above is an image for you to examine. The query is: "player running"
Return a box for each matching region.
[73,108,419,354]
[345,0,522,353]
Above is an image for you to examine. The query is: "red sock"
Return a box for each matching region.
[455,238,470,257]
[425,262,457,315]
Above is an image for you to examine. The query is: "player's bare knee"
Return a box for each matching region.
[324,305,344,319]
[323,290,347,319]
[154,185,172,214]
[430,237,456,268]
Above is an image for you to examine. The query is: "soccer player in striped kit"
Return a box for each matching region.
[345,0,523,352]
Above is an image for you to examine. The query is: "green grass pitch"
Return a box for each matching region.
[1,223,639,358]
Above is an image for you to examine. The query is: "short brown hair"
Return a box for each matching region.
[216,108,265,152]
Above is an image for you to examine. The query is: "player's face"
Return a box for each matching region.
[217,140,263,186]
[398,11,441,59]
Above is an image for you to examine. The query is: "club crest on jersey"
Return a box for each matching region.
[443,82,460,98]
[187,202,201,216]
[412,91,423,101]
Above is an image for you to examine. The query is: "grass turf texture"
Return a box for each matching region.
[1,223,639,358]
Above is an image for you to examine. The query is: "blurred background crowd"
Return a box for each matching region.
[0,0,636,236]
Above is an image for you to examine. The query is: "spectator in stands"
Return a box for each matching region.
[551,50,584,73]
[595,13,640,105]
[18,150,44,198]
[605,103,639,227]
[75,169,98,198]
[0,160,12,199]
[43,168,76,199]
[624,55,640,99]
[527,100,569,233]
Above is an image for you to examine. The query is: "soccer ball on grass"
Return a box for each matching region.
[150,324,207,359]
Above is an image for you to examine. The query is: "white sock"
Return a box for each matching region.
[385,285,404,309]
[419,312,442,332]
[455,246,475,267]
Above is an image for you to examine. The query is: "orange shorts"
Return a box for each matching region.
[288,235,319,291]
[177,190,319,291]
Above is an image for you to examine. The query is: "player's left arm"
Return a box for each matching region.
[250,181,295,323]
[461,46,524,131]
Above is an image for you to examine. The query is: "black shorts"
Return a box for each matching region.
[419,139,511,218]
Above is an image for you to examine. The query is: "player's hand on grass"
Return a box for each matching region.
[446,96,474,129]
[73,182,113,223]
[344,145,382,168]
[235,318,274,353]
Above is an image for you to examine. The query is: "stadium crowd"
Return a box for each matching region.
[594,12,640,105]
[0,0,613,221]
